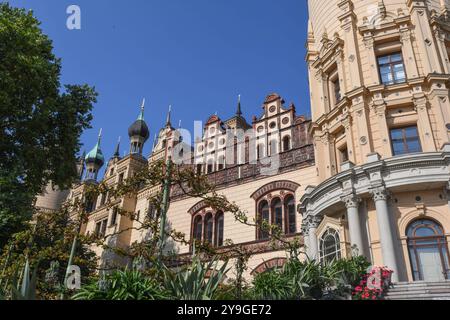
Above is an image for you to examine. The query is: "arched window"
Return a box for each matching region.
[215,211,224,247]
[283,136,291,152]
[218,156,225,170]
[271,198,283,230]
[196,164,203,175]
[319,228,341,264]
[257,144,264,160]
[207,160,214,174]
[258,201,270,240]
[204,213,214,244]
[193,215,203,242]
[284,195,296,234]
[269,140,278,156]
[407,219,450,281]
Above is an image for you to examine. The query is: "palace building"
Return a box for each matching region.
[36,0,450,285]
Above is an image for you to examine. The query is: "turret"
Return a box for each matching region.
[128,99,150,155]
[84,129,105,181]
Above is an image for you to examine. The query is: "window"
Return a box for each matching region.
[100,193,107,206]
[95,219,108,238]
[193,215,203,242]
[283,136,291,152]
[390,125,422,155]
[110,168,114,176]
[85,197,96,213]
[377,52,406,85]
[332,77,341,103]
[204,213,214,244]
[215,212,224,247]
[257,144,264,160]
[258,201,270,240]
[285,196,296,234]
[257,195,297,240]
[269,140,277,156]
[118,173,124,184]
[192,211,224,247]
[272,198,283,230]
[207,160,214,174]
[319,228,341,264]
[196,164,203,175]
[135,210,140,222]
[218,156,225,170]
[110,207,118,226]
[339,146,349,163]
[147,203,157,220]
[407,219,450,281]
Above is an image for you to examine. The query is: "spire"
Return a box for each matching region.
[113,136,121,158]
[138,98,145,120]
[166,105,172,127]
[236,94,242,116]
[178,120,182,129]
[152,133,157,150]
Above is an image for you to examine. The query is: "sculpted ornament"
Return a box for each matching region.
[342,194,361,208]
[370,186,389,202]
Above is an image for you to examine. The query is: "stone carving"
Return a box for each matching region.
[342,194,361,208]
[370,186,389,202]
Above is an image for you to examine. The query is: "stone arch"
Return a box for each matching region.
[188,200,208,215]
[398,207,450,238]
[251,258,287,276]
[250,180,300,200]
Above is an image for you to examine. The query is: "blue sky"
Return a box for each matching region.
[6,0,310,167]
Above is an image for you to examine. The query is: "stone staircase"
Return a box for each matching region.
[385,281,450,300]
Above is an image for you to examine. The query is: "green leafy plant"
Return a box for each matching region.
[72,269,169,300]
[163,255,229,300]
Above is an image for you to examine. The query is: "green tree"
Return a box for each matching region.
[0,3,97,246]
[0,206,98,300]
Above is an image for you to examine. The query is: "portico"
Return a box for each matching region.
[299,147,450,283]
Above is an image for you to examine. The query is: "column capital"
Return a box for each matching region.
[342,194,361,208]
[304,215,322,230]
[370,186,389,202]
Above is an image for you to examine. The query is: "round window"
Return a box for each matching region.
[269,105,276,113]
[282,117,289,125]
[269,122,276,129]
[257,126,264,133]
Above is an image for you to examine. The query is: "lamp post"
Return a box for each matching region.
[60,212,83,300]
[158,157,172,258]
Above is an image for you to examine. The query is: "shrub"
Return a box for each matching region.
[72,269,169,300]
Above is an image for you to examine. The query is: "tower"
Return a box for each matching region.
[302,0,450,283]
[84,129,105,181]
[128,99,150,155]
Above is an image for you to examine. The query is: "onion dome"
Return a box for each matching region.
[85,129,105,167]
[128,99,150,142]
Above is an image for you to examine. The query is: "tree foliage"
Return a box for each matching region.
[0,3,97,245]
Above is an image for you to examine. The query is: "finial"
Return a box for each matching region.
[236,94,242,116]
[138,98,145,120]
[114,136,121,157]
[97,128,103,145]
[166,105,172,127]
[153,133,157,149]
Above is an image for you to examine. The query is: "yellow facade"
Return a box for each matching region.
[302,0,450,282]
[36,0,450,282]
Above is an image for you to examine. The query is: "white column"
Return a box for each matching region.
[305,215,321,260]
[342,194,365,257]
[370,187,399,282]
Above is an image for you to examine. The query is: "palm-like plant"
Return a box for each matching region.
[163,255,229,300]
